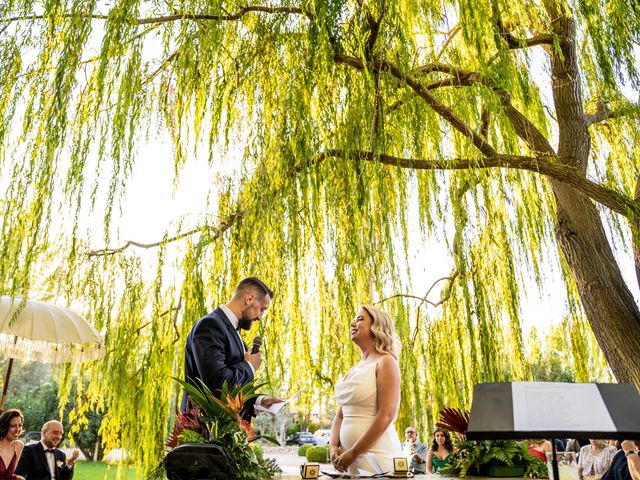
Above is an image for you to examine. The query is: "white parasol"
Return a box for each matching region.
[0,296,104,410]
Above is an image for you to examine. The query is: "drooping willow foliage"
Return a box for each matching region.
[1,0,639,472]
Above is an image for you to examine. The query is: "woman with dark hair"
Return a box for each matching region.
[0,409,25,480]
[426,428,454,474]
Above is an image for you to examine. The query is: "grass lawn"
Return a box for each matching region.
[73,461,144,480]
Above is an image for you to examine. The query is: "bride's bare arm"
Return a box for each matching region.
[330,406,344,466]
[334,356,400,470]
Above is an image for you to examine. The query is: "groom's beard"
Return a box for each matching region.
[238,312,254,330]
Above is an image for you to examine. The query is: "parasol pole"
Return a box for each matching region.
[0,357,14,412]
[0,336,19,411]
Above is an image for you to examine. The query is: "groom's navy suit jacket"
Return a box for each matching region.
[15,442,74,480]
[181,307,256,418]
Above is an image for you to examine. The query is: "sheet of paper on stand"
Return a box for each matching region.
[512,382,616,432]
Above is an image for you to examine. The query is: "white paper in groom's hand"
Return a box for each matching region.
[254,389,302,414]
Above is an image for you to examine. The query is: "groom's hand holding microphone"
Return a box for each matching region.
[245,336,263,371]
[244,336,285,409]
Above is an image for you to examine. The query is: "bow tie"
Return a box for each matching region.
[45,448,55,453]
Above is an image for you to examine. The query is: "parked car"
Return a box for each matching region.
[285,432,316,446]
[313,429,331,446]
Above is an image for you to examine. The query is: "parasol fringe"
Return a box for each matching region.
[0,334,104,363]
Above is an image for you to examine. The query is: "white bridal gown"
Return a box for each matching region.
[335,359,403,475]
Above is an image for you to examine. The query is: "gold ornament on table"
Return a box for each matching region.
[300,462,320,479]
[394,456,409,473]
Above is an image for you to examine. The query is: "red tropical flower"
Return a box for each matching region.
[167,407,208,449]
[240,419,256,441]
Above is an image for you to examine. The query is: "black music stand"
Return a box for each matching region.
[465,382,640,480]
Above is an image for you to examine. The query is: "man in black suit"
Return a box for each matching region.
[181,277,282,419]
[15,420,79,480]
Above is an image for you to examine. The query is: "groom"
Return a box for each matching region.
[181,277,282,420]
[15,420,79,480]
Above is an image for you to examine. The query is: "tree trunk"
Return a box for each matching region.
[553,183,640,387]
[544,0,640,388]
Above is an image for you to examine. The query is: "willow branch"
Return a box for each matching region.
[314,149,640,217]
[435,25,461,60]
[2,7,306,26]
[410,62,473,77]
[495,8,553,49]
[86,212,243,257]
[386,98,404,114]
[365,7,385,56]
[494,89,556,156]
[398,63,553,160]
[586,111,615,126]
[479,108,491,140]
[334,54,497,157]
[376,271,459,309]
[386,63,477,112]
[585,100,640,126]
[377,294,428,303]
[408,61,555,156]
[146,49,180,82]
[502,31,553,49]
[418,271,459,309]
[372,72,383,139]
[88,146,640,257]
[171,297,183,345]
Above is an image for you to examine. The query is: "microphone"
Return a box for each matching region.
[250,336,262,355]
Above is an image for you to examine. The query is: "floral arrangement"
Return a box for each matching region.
[436,408,548,479]
[151,378,281,480]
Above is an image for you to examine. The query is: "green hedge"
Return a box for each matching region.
[298,444,312,457]
[306,446,329,463]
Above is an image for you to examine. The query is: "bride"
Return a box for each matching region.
[330,305,403,475]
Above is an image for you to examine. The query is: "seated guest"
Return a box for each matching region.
[621,441,639,480]
[578,439,617,479]
[529,439,553,461]
[568,439,592,453]
[15,420,79,480]
[0,409,25,480]
[602,440,640,480]
[426,428,454,474]
[402,426,427,474]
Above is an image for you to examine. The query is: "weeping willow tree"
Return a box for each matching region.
[1,0,640,470]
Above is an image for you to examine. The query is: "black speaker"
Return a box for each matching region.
[165,443,238,480]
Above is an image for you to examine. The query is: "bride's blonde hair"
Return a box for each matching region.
[362,305,401,359]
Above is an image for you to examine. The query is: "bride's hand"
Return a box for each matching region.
[334,448,358,472]
[330,445,343,467]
